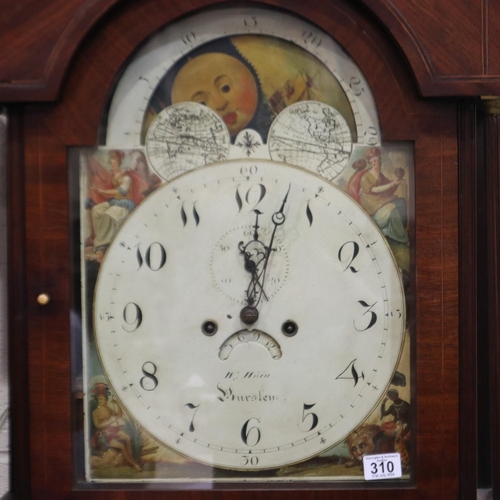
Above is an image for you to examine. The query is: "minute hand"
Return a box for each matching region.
[258,185,291,304]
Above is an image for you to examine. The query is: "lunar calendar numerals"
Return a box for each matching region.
[364,126,379,146]
[243,16,258,27]
[349,76,365,96]
[181,31,196,45]
[302,30,322,47]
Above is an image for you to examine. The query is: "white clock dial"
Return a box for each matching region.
[94,160,404,470]
[105,7,380,149]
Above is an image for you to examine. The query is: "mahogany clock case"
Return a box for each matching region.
[5,0,477,498]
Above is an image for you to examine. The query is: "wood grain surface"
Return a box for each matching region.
[485,111,500,500]
[1,0,500,100]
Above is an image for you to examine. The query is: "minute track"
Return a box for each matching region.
[94,160,404,470]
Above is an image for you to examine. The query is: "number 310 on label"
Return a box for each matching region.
[363,453,403,481]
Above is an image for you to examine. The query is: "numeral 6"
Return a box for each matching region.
[241,418,261,446]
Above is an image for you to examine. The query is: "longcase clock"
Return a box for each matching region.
[5,0,471,498]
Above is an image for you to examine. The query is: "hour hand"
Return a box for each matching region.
[238,240,268,305]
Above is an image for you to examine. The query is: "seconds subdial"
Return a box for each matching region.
[210,224,289,305]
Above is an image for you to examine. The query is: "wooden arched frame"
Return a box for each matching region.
[1,0,494,101]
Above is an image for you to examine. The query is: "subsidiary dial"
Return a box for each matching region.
[210,223,289,305]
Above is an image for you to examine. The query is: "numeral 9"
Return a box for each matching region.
[122,302,142,332]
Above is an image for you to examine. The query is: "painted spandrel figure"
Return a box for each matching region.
[90,383,142,472]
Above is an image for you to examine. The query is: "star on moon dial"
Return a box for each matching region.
[94,160,404,470]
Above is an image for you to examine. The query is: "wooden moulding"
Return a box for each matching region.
[2,0,500,100]
[484,99,500,500]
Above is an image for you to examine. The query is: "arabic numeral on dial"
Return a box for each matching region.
[338,241,359,273]
[181,32,196,44]
[140,362,158,391]
[236,184,266,212]
[241,418,261,446]
[302,30,322,47]
[299,403,319,432]
[391,309,402,319]
[122,303,142,332]
[181,202,200,227]
[306,201,313,226]
[354,300,378,331]
[244,16,258,27]
[239,165,258,176]
[336,359,365,386]
[364,126,378,146]
[137,242,167,271]
[185,403,200,432]
[349,76,365,96]
[241,455,259,466]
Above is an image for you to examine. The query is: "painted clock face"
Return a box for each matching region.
[94,160,404,470]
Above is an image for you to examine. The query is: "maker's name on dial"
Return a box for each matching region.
[217,384,278,403]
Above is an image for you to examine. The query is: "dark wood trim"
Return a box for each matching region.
[485,109,500,499]
[3,0,500,100]
[458,100,479,499]
[22,110,73,499]
[7,106,31,499]
[0,0,119,103]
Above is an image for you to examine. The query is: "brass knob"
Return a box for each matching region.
[36,293,50,305]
